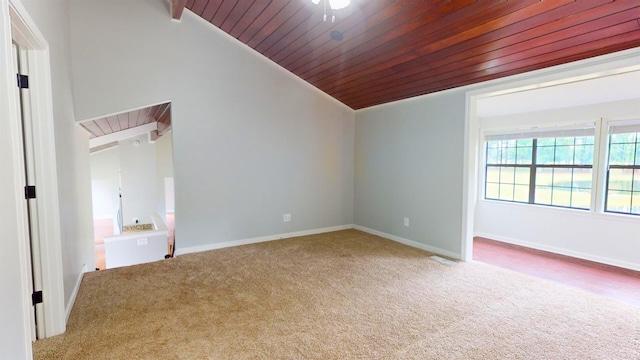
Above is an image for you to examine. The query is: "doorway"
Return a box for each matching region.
[12,40,46,341]
[1,0,68,353]
[461,48,640,263]
[460,49,640,303]
[82,102,176,270]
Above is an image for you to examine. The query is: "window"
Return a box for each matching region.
[605,124,640,215]
[483,120,640,216]
[484,127,595,210]
[485,139,532,203]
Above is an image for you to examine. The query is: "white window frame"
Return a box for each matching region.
[600,118,640,215]
[479,117,640,217]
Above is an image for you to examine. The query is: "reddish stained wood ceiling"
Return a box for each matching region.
[80,103,172,139]
[185,0,640,110]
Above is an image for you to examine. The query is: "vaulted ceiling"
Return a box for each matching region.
[173,0,640,110]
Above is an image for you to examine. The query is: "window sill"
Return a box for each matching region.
[479,198,640,225]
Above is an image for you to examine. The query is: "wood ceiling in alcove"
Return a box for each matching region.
[80,102,171,138]
[176,0,640,110]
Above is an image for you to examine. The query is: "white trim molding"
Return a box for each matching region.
[354,225,461,260]
[474,232,640,272]
[65,264,86,322]
[7,0,67,339]
[176,224,462,260]
[0,0,34,357]
[175,225,354,256]
[27,47,67,338]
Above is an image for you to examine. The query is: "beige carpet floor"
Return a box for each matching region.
[34,230,639,359]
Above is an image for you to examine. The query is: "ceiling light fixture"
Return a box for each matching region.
[311,0,350,23]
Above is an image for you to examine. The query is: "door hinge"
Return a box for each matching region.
[25,185,36,199]
[32,291,43,305]
[17,74,29,89]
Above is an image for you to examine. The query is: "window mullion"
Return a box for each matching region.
[551,139,557,206]
[631,137,638,213]
[569,137,576,208]
[529,139,537,204]
[594,118,607,213]
[633,136,638,193]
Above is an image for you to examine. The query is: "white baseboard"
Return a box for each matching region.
[175,224,462,262]
[354,225,461,259]
[474,232,640,272]
[175,224,355,256]
[65,263,86,323]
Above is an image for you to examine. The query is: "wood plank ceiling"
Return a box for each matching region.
[80,102,172,139]
[182,0,640,110]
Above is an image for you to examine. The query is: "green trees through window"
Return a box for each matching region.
[484,122,640,216]
[485,136,594,209]
[606,131,640,215]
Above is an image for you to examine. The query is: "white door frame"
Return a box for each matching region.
[461,47,640,262]
[1,3,33,357]
[1,0,66,349]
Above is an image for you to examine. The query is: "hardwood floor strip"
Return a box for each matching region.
[473,237,640,307]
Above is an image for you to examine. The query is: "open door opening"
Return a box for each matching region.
[3,1,68,352]
[82,102,176,270]
[462,50,640,306]
[12,40,45,340]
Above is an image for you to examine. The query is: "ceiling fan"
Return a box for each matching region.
[311,0,351,23]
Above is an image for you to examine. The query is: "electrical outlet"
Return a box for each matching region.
[137,238,148,246]
[404,217,409,227]
[283,213,292,222]
[133,218,139,224]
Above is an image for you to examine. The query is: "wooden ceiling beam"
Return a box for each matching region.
[172,0,188,20]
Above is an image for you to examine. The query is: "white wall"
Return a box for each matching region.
[90,147,119,219]
[478,99,640,130]
[70,0,355,251]
[475,99,640,270]
[22,0,95,318]
[155,132,174,219]
[90,134,169,226]
[119,135,158,225]
[165,178,175,213]
[67,0,637,271]
[354,50,640,262]
[354,90,467,257]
